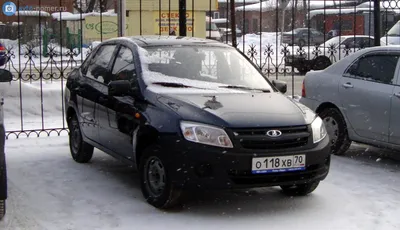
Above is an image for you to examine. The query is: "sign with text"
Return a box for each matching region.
[154,11,195,35]
[84,16,127,40]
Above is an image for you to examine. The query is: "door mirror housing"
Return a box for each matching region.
[108,80,139,97]
[272,80,287,94]
[0,69,12,82]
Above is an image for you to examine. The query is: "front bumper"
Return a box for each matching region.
[157,135,331,190]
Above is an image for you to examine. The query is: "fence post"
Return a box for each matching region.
[373,0,381,46]
[78,29,82,54]
[179,0,187,36]
[230,0,237,47]
[43,29,48,56]
[118,0,127,37]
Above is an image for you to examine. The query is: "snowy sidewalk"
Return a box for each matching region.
[1,136,400,230]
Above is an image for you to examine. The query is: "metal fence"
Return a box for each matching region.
[0,0,395,138]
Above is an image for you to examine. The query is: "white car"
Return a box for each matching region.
[285,35,376,74]
[381,20,400,46]
[299,45,400,155]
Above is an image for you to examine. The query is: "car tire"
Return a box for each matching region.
[313,56,331,70]
[280,181,320,196]
[319,108,352,155]
[68,115,94,163]
[139,148,182,209]
[297,67,309,75]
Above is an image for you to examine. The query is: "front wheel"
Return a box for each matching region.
[139,149,182,209]
[280,181,320,196]
[319,108,352,155]
[68,115,94,163]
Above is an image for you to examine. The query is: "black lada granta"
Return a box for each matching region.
[65,36,331,209]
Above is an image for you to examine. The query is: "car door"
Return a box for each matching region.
[389,73,400,145]
[339,52,399,142]
[80,44,118,142]
[98,45,138,159]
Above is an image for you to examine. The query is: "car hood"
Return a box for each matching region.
[158,92,313,128]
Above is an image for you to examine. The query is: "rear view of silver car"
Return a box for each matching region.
[299,46,400,155]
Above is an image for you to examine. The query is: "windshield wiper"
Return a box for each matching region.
[219,85,271,93]
[152,82,205,89]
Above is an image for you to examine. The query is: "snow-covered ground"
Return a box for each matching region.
[0,136,399,230]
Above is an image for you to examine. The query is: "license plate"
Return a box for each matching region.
[252,155,306,174]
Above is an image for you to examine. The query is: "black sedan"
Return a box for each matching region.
[0,69,12,220]
[64,36,331,209]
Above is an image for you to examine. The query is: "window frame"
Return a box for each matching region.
[84,43,119,84]
[109,45,138,83]
[343,51,400,85]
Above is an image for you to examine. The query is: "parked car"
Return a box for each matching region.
[0,43,8,67]
[300,45,400,156]
[281,28,325,47]
[0,69,12,220]
[65,36,330,209]
[206,17,222,41]
[285,35,375,74]
[212,18,242,41]
[381,19,400,46]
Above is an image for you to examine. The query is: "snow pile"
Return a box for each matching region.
[52,10,117,21]
[15,10,51,17]
[237,32,289,67]
[0,38,89,68]
[3,80,66,132]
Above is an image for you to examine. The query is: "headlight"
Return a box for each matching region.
[180,121,233,148]
[311,116,327,144]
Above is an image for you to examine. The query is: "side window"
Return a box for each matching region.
[345,55,399,84]
[111,46,136,82]
[341,38,355,48]
[86,45,117,84]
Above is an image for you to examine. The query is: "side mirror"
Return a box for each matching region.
[272,80,287,94]
[339,44,347,49]
[108,80,134,97]
[0,69,12,82]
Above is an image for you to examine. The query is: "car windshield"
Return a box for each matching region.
[206,22,219,31]
[139,46,273,92]
[387,21,400,36]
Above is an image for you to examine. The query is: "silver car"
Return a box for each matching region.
[299,46,400,155]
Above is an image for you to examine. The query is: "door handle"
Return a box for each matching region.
[394,92,400,98]
[342,82,354,89]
